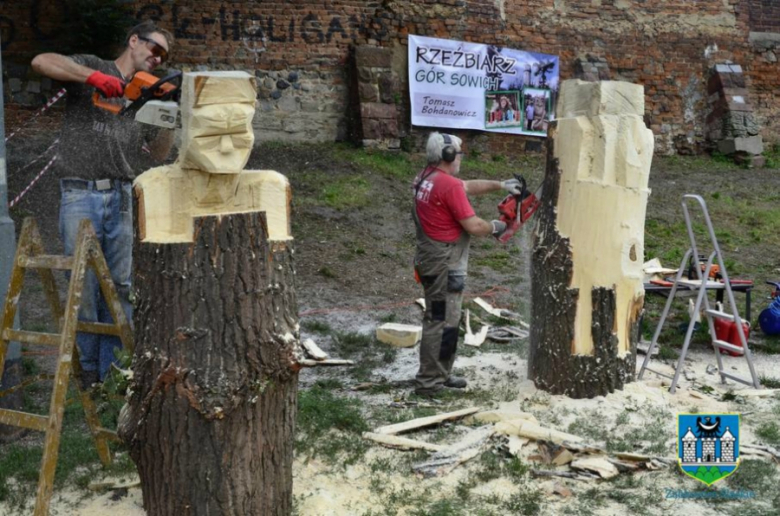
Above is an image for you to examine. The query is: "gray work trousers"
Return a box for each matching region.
[413,214,470,393]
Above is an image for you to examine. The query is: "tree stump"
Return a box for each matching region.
[123,212,299,515]
[528,80,654,399]
[120,71,301,515]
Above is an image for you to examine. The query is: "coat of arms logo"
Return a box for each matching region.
[678,413,740,486]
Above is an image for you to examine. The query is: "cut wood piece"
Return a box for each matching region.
[468,409,538,425]
[606,458,640,472]
[735,388,777,398]
[570,457,619,479]
[301,338,328,361]
[473,298,529,328]
[376,323,422,348]
[613,451,651,462]
[362,432,445,452]
[88,478,141,492]
[374,407,481,435]
[531,469,595,481]
[299,359,354,367]
[494,419,584,445]
[412,426,495,477]
[415,298,425,310]
[529,78,653,399]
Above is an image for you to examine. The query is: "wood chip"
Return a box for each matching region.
[570,457,619,479]
[374,407,481,435]
[301,338,328,360]
[468,409,538,425]
[553,483,573,497]
[552,448,574,466]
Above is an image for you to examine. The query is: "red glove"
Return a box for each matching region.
[86,71,125,98]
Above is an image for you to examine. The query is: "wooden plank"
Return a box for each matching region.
[299,359,354,367]
[362,432,445,452]
[0,408,48,432]
[3,329,61,346]
[19,255,74,270]
[412,426,495,477]
[494,419,584,444]
[374,407,481,435]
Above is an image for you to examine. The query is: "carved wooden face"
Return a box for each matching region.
[179,71,258,174]
[183,103,255,173]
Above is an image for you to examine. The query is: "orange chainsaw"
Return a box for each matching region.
[92,70,182,129]
[496,174,542,243]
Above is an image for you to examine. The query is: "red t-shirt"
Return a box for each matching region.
[413,167,475,242]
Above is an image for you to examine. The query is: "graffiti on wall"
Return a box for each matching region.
[0,2,387,49]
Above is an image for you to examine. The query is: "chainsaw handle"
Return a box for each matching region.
[92,92,122,114]
[513,174,527,195]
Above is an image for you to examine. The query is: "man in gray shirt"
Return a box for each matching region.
[31,21,175,388]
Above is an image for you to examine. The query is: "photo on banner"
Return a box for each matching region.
[408,35,559,137]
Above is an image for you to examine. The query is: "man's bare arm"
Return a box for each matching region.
[31,53,94,83]
[463,179,502,196]
[459,215,494,237]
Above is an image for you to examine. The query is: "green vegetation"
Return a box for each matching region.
[755,422,780,445]
[295,385,369,466]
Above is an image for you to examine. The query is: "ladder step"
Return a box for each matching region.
[642,367,673,380]
[0,408,48,432]
[95,427,121,442]
[3,329,61,346]
[19,255,74,270]
[720,371,755,386]
[712,339,745,356]
[705,310,734,321]
[77,322,121,336]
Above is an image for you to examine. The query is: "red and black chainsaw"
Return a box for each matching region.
[496,174,542,243]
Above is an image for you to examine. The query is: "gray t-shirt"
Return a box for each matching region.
[57,54,159,181]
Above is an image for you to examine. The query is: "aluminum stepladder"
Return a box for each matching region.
[638,194,761,393]
[0,217,134,516]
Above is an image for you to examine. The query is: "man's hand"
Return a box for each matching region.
[86,71,125,98]
[490,220,508,239]
[501,178,524,196]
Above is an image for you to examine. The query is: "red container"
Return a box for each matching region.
[713,318,750,356]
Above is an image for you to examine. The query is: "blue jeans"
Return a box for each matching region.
[59,178,133,380]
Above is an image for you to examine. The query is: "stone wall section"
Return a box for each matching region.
[1,0,779,155]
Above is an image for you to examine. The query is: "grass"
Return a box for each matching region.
[330,143,414,180]
[321,175,371,210]
[755,422,780,445]
[0,387,133,512]
[295,384,369,466]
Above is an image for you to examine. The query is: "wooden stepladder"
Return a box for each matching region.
[0,217,134,516]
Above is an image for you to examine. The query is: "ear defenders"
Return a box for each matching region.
[441,133,457,163]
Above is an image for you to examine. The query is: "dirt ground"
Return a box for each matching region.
[3,109,780,515]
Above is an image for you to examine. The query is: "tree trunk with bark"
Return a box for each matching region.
[121,212,300,515]
[528,80,654,399]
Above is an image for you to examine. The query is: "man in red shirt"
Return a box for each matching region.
[412,132,522,396]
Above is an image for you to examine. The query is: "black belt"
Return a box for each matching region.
[61,178,129,191]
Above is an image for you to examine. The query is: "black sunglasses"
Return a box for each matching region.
[138,36,168,62]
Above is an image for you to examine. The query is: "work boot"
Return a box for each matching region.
[80,370,100,391]
[413,385,443,398]
[444,376,467,389]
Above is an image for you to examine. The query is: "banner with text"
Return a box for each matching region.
[409,35,559,137]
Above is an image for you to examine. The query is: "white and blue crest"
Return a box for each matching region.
[678,413,740,486]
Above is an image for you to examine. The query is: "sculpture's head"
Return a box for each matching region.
[179,71,258,174]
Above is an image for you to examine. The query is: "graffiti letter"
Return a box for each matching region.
[0,16,15,48]
[267,16,286,43]
[326,17,347,43]
[300,13,323,44]
[348,14,365,41]
[136,4,164,22]
[173,5,205,40]
[220,7,240,41]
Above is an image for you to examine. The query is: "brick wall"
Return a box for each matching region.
[2,0,778,155]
